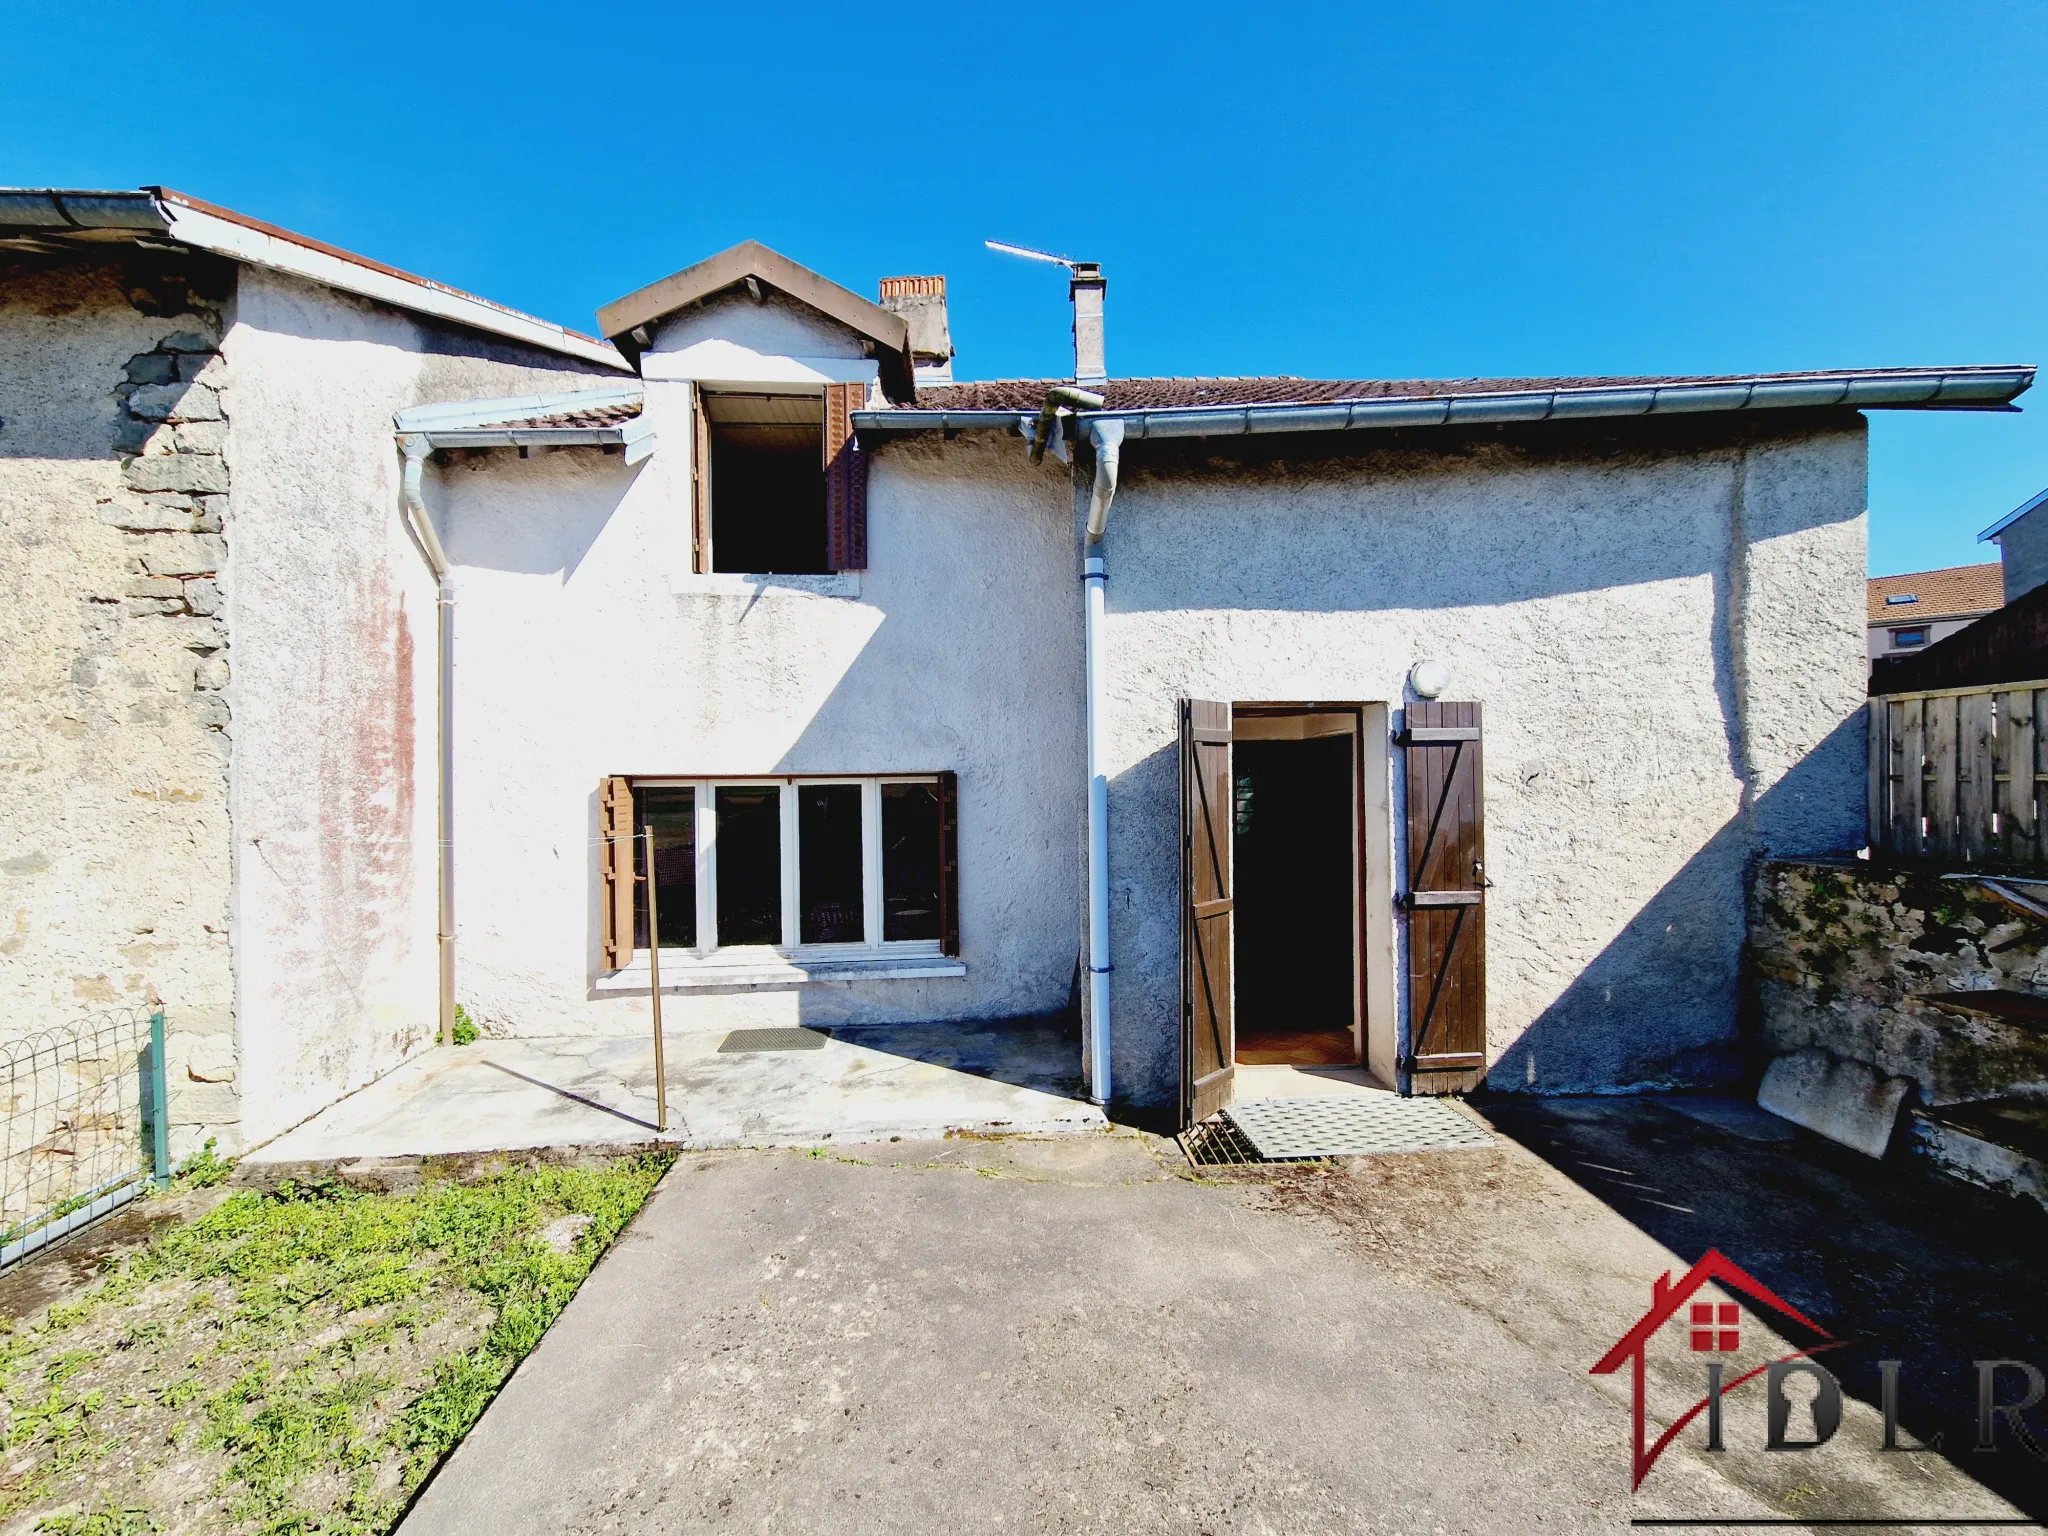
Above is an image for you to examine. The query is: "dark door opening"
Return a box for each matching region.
[1232,733,1358,1066]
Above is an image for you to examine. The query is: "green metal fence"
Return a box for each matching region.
[0,1005,171,1268]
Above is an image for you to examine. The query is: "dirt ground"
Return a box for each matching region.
[402,1097,2048,1536]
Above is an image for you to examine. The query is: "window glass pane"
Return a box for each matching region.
[633,787,695,950]
[881,783,941,941]
[799,785,864,944]
[715,786,782,945]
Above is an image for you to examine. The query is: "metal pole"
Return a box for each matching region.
[148,1008,170,1186]
[644,826,667,1134]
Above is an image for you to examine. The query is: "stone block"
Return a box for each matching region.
[123,353,176,385]
[176,352,226,386]
[183,578,223,617]
[169,1003,234,1036]
[123,597,185,617]
[1758,1048,1913,1158]
[126,383,223,423]
[191,692,231,730]
[158,331,218,353]
[193,656,230,691]
[124,455,228,495]
[125,576,185,600]
[181,1033,237,1083]
[111,419,166,456]
[191,496,225,533]
[169,1080,241,1124]
[174,420,229,455]
[98,495,194,532]
[141,533,225,577]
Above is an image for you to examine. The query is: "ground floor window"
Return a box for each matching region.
[600,774,957,965]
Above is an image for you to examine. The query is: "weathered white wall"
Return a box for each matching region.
[222,268,619,1144]
[439,426,1084,1037]
[1096,418,1868,1108]
[0,257,242,1153]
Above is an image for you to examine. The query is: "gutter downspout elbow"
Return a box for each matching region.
[1081,417,1123,1107]
[400,434,457,1048]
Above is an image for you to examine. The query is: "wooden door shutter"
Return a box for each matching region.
[1180,699,1235,1126]
[599,776,636,970]
[1401,702,1486,1094]
[823,381,868,572]
[937,770,960,956]
[690,382,712,575]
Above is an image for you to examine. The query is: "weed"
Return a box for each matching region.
[0,1154,671,1533]
[450,1005,479,1046]
[173,1138,235,1190]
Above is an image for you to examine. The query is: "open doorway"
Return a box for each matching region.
[1231,711,1360,1067]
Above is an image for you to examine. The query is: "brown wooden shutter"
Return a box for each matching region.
[823,381,868,571]
[599,776,636,970]
[1401,702,1486,1094]
[936,770,960,956]
[1180,699,1235,1126]
[691,382,712,575]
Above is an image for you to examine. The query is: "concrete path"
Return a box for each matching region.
[401,1097,2048,1534]
[243,1024,1105,1172]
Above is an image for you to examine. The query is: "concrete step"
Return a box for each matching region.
[1908,1097,2048,1211]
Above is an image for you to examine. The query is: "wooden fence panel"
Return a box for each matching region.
[1870,679,2048,870]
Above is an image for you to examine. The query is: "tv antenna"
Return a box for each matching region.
[985,239,1082,271]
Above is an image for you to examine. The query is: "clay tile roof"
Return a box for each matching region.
[1867,563,2004,624]
[495,400,642,430]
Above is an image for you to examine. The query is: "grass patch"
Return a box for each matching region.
[0,1153,671,1534]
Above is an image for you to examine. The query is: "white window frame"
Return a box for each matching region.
[630,775,945,965]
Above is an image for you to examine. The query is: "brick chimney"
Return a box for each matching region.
[879,275,954,385]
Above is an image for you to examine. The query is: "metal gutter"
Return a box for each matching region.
[853,366,2036,442]
[1980,483,2048,543]
[394,384,656,462]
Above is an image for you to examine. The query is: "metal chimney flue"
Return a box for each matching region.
[1069,261,1106,386]
[984,241,1107,387]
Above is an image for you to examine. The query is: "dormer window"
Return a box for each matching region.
[702,391,829,574]
[689,381,868,576]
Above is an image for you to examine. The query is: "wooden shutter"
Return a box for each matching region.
[1180,699,1235,1126]
[1401,702,1486,1094]
[823,381,868,571]
[937,770,960,956]
[691,382,712,575]
[599,776,636,970]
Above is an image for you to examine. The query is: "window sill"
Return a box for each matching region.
[679,572,861,599]
[595,948,964,992]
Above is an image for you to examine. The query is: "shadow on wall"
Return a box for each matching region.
[1489,712,1867,1095]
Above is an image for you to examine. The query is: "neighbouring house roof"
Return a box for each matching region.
[858,365,2036,441]
[1979,484,2048,543]
[393,383,654,462]
[1871,576,2048,695]
[0,187,629,372]
[596,240,916,402]
[1866,563,2004,625]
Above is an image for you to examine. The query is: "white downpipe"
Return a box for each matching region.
[399,435,457,1047]
[1084,548,1110,1104]
[1082,419,1123,1105]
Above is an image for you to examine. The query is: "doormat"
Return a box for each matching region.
[1223,1095,1495,1161]
[717,1028,831,1053]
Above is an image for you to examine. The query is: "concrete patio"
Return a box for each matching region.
[241,1022,1111,1173]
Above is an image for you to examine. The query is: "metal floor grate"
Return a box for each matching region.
[1222,1095,1495,1161]
[717,1028,831,1054]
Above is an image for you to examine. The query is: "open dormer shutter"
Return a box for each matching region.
[600,776,635,969]
[823,381,868,571]
[690,383,712,575]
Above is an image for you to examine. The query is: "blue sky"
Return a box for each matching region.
[6,2,2043,576]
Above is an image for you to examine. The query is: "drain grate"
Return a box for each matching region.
[1221,1095,1495,1161]
[1180,1115,1298,1168]
[717,1028,831,1054]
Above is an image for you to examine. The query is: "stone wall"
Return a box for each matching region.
[1751,859,2048,1107]
[0,256,239,1156]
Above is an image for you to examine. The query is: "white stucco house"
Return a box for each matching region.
[3,186,2035,1150]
